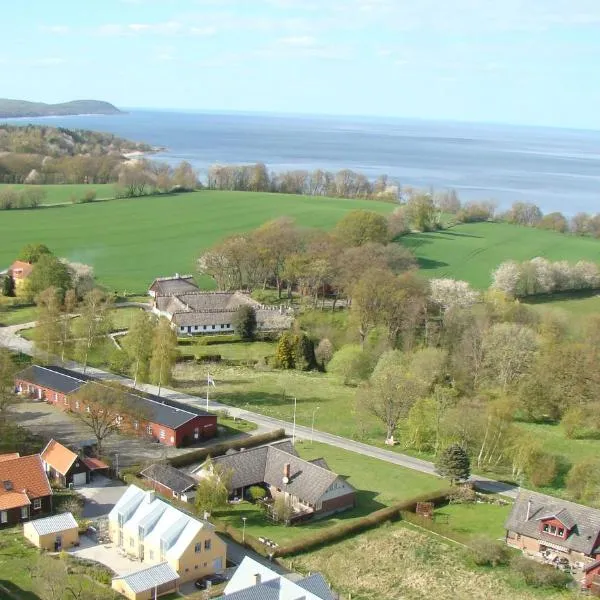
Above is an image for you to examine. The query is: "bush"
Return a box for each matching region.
[80,190,97,203]
[197,354,222,363]
[247,485,267,502]
[169,429,286,468]
[510,556,571,589]
[469,536,510,567]
[176,353,196,363]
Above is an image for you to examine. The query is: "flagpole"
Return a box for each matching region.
[206,373,210,412]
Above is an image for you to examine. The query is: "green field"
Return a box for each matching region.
[403,222,600,289]
[0,183,116,204]
[0,190,394,293]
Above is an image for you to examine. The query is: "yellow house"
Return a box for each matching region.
[112,562,179,600]
[108,485,226,584]
[23,512,79,551]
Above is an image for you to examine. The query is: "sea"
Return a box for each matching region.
[4,109,600,215]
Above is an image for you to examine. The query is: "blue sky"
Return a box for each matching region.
[3,0,600,128]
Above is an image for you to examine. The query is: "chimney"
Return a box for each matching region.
[254,573,261,585]
[146,491,156,504]
[526,498,532,521]
[283,463,291,479]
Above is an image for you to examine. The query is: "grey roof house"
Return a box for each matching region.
[505,491,600,561]
[194,441,355,520]
[140,463,197,502]
[219,556,336,600]
[149,274,293,335]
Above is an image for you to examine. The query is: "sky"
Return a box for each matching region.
[3,0,600,128]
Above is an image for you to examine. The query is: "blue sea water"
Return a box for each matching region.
[4,110,600,214]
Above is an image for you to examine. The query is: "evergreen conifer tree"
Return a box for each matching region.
[435,444,471,485]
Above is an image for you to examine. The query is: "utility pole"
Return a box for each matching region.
[292,396,297,445]
[311,407,319,445]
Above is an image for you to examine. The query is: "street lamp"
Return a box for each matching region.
[242,517,247,543]
[114,453,119,478]
[311,407,320,444]
[292,397,297,445]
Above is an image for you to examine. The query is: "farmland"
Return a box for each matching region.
[0,182,116,204]
[403,221,600,289]
[0,190,394,293]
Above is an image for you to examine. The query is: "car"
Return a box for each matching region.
[194,574,227,589]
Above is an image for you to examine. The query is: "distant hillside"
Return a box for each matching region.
[0,98,123,118]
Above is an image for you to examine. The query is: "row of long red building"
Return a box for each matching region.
[15,365,217,448]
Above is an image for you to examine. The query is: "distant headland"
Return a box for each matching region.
[0,98,123,118]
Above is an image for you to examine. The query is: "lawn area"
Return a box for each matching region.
[181,338,277,363]
[402,221,600,289]
[0,183,116,204]
[523,290,600,317]
[0,303,37,326]
[433,501,512,541]
[0,190,394,294]
[292,522,570,600]
[213,440,444,546]
[0,527,117,600]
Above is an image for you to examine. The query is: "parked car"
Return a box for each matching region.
[194,574,227,589]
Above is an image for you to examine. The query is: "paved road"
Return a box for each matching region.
[0,322,519,499]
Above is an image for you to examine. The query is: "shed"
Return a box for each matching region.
[23,512,79,551]
[112,562,179,600]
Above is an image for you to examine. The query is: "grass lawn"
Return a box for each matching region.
[402,221,600,289]
[213,440,444,546]
[0,527,117,599]
[0,304,37,326]
[433,501,512,541]
[523,290,600,317]
[0,183,116,204]
[182,339,277,363]
[291,522,570,600]
[0,190,394,294]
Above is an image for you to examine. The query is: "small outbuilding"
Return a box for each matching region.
[23,512,79,551]
[140,463,197,502]
[112,562,180,600]
[41,439,92,487]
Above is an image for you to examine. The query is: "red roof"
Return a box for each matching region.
[0,454,52,510]
[41,439,78,476]
[0,453,20,463]
[82,457,109,471]
[9,261,33,280]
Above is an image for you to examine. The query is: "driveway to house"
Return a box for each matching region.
[69,535,142,576]
[1,322,518,499]
[77,475,126,518]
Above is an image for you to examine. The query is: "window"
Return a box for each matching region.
[146,425,153,435]
[203,325,207,330]
[33,499,41,510]
[172,491,178,498]
[204,539,211,551]
[195,543,201,553]
[133,421,139,430]
[54,393,58,401]
[170,436,174,443]
[115,415,123,426]
[21,506,28,519]
[543,524,549,532]
[195,565,198,569]
[160,430,165,439]
[75,400,79,409]
[185,568,189,573]
[550,525,557,534]
[558,528,564,536]
[0,511,7,524]
[64,397,68,405]
[212,325,216,330]
[86,406,91,413]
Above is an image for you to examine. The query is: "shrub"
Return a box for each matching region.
[247,485,267,502]
[315,338,334,368]
[169,429,286,468]
[80,190,97,203]
[447,485,476,504]
[510,556,571,589]
[469,536,510,567]
[197,354,222,363]
[526,451,558,487]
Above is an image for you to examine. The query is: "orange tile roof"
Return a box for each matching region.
[82,457,109,471]
[0,454,52,509]
[41,439,78,476]
[9,260,33,279]
[0,453,20,463]
[0,491,30,511]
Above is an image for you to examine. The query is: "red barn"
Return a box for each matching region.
[15,365,217,448]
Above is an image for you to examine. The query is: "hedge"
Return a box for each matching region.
[169,428,287,468]
[274,489,451,557]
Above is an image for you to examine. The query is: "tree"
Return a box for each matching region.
[233,305,257,341]
[274,331,295,370]
[538,212,568,233]
[28,254,73,300]
[334,210,389,247]
[33,287,62,362]
[328,344,373,384]
[435,444,471,485]
[315,338,334,368]
[405,193,439,231]
[504,202,543,227]
[172,160,198,190]
[58,289,77,362]
[123,311,156,387]
[272,494,294,524]
[566,458,600,504]
[73,288,113,372]
[17,242,51,263]
[196,457,232,514]
[0,348,17,415]
[149,318,177,395]
[71,382,130,456]
[61,260,95,298]
[429,279,480,311]
[2,273,15,297]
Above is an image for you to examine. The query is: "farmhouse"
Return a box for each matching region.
[195,440,356,520]
[0,453,52,528]
[8,260,33,288]
[108,485,226,584]
[23,512,79,551]
[140,463,197,503]
[15,365,217,447]
[505,491,600,565]
[222,556,335,600]
[149,274,293,335]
